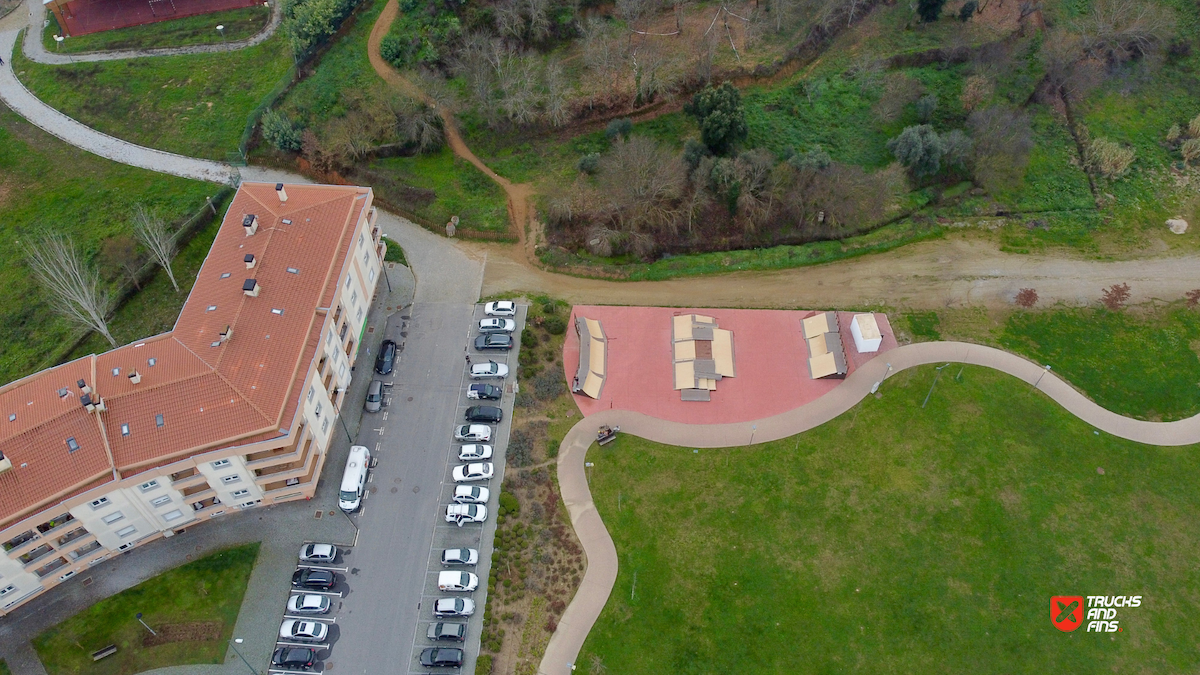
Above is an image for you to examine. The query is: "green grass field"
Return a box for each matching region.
[0,107,213,384]
[579,366,1200,674]
[43,5,270,54]
[33,543,259,675]
[370,148,510,233]
[13,33,291,159]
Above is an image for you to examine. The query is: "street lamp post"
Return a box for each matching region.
[921,363,952,409]
[332,388,354,444]
[216,24,226,41]
[135,612,156,636]
[228,638,258,675]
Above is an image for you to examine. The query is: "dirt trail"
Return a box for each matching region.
[368,0,537,255]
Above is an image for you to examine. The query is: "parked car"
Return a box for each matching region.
[272,647,316,670]
[464,405,503,423]
[441,548,479,566]
[433,597,476,618]
[364,379,383,413]
[479,318,517,333]
[453,462,494,482]
[420,647,465,667]
[292,569,336,590]
[287,594,332,615]
[375,339,397,375]
[338,445,371,513]
[299,543,337,564]
[438,570,479,591]
[470,361,509,380]
[484,301,517,317]
[428,622,468,642]
[474,334,513,351]
[467,383,502,400]
[454,424,492,442]
[445,504,487,527]
[458,444,493,461]
[453,485,490,504]
[279,619,328,643]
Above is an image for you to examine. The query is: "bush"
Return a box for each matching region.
[1181,138,1200,165]
[1086,137,1135,179]
[500,491,520,514]
[261,109,302,152]
[915,94,938,123]
[546,439,559,458]
[917,0,945,21]
[887,125,945,178]
[476,655,493,674]
[684,82,748,155]
[281,0,359,55]
[383,245,407,264]
[533,370,566,401]
[509,429,534,467]
[541,301,557,315]
[577,153,601,174]
[682,138,710,170]
[515,389,536,408]
[544,315,566,335]
[379,34,405,64]
[958,0,977,20]
[522,330,540,349]
[788,146,832,171]
[605,118,632,142]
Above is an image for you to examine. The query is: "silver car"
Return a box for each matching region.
[364,380,383,413]
[287,594,332,615]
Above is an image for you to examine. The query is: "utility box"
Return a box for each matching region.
[851,314,882,353]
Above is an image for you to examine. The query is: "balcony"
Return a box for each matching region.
[19,544,55,566]
[56,528,89,548]
[246,446,296,465]
[3,530,35,552]
[36,513,75,535]
[191,496,222,512]
[68,540,103,560]
[254,459,304,478]
[263,458,319,493]
[35,556,70,578]
[180,482,213,498]
[170,468,206,488]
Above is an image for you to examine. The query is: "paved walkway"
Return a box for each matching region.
[537,339,1200,675]
[20,0,281,64]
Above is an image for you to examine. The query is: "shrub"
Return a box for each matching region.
[509,429,534,467]
[887,125,945,178]
[958,0,977,20]
[917,0,945,22]
[1186,289,1200,308]
[1015,288,1038,308]
[684,82,748,155]
[543,315,567,335]
[541,301,557,315]
[1166,123,1182,144]
[788,146,832,171]
[261,109,302,152]
[546,439,559,458]
[379,34,405,64]
[1100,283,1131,310]
[940,130,974,170]
[515,389,536,408]
[1181,138,1200,165]
[682,138,710,170]
[533,370,566,400]
[915,94,938,123]
[1086,137,1135,179]
[960,75,993,111]
[282,0,359,56]
[577,153,601,174]
[500,491,520,514]
[1189,113,1200,139]
[605,118,632,142]
[522,330,540,349]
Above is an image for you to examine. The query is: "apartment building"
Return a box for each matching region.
[0,182,385,614]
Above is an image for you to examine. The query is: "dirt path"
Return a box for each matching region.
[368,0,537,255]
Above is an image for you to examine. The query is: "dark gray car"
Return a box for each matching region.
[420,648,464,667]
[473,334,512,351]
[427,622,467,642]
[364,380,383,413]
[464,405,503,423]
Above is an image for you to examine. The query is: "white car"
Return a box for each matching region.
[470,361,509,380]
[484,301,517,317]
[445,504,487,526]
[441,548,479,566]
[438,570,480,591]
[479,318,516,333]
[287,594,332,615]
[458,444,493,461]
[433,597,476,617]
[453,462,494,482]
[454,425,492,442]
[299,543,337,563]
[453,485,490,504]
[279,619,328,643]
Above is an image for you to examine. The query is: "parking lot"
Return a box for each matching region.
[266,301,522,673]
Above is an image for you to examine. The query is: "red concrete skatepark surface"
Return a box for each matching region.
[57,0,262,36]
[563,306,898,425]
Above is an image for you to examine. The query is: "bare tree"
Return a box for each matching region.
[542,61,572,126]
[1073,0,1175,62]
[132,204,180,292]
[597,136,686,235]
[1100,282,1131,310]
[25,232,117,347]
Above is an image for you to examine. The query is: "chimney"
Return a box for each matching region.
[128,370,141,385]
[77,379,92,396]
[243,279,260,297]
[245,253,256,269]
[81,393,96,412]
[243,214,258,236]
[276,183,288,203]
[0,453,11,474]
[220,325,233,343]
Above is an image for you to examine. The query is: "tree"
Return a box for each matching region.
[1015,288,1039,308]
[596,136,686,238]
[25,233,116,347]
[606,118,633,142]
[915,94,938,123]
[1100,282,1131,310]
[887,125,945,178]
[1073,0,1175,63]
[684,82,748,155]
[132,204,180,292]
[99,235,144,290]
[968,105,1034,193]
[261,109,302,152]
[917,0,945,22]
[958,0,977,21]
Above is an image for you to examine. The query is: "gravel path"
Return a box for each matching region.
[19,0,281,64]
[538,340,1200,675]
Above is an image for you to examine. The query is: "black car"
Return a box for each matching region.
[464,405,503,423]
[292,568,336,590]
[420,648,465,667]
[473,334,513,351]
[375,339,397,375]
[467,383,502,401]
[272,647,316,670]
[427,622,468,642]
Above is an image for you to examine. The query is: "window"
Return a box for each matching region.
[207,305,217,312]
[271,308,284,315]
[155,414,165,428]
[162,510,184,522]
[356,308,364,324]
[314,403,323,419]
[89,497,109,509]
[121,424,131,437]
[220,272,231,279]
[115,525,137,538]
[287,267,299,274]
[111,368,120,377]
[221,475,241,485]
[345,275,352,289]
[57,387,69,398]
[307,386,315,403]
[66,437,79,452]
[350,291,358,306]
[211,459,231,469]
[321,419,330,434]
[138,480,158,492]
[117,542,135,551]
[101,512,124,525]
[358,233,365,249]
[148,358,157,367]
[363,252,370,266]
[151,495,171,507]
[231,489,250,498]
[338,363,346,379]
[7,414,14,422]
[369,269,376,284]
[327,331,336,345]
[0,585,14,597]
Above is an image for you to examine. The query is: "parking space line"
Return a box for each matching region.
[275,641,329,649]
[290,589,343,597]
[295,564,349,572]
[269,670,314,675]
[283,615,337,622]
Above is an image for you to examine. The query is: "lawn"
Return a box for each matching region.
[13,33,292,159]
[369,148,510,233]
[33,543,259,675]
[42,5,271,54]
[579,366,1200,674]
[0,107,214,384]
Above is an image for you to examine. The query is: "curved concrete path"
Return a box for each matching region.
[538,340,1200,674]
[20,0,281,64]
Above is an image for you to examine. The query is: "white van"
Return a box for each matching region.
[339,445,371,512]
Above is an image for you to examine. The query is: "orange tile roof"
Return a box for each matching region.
[0,183,371,528]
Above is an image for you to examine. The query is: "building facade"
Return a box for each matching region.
[0,183,384,614]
